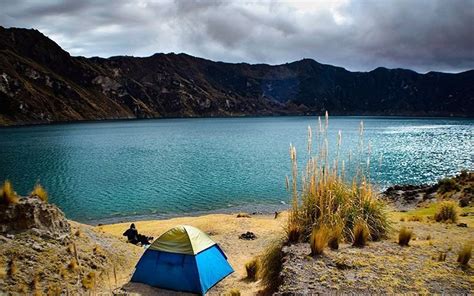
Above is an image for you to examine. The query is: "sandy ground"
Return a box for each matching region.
[97,212,287,295]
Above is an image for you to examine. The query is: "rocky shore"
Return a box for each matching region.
[381,171,473,210]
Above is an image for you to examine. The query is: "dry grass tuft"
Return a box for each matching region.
[47,284,62,296]
[434,201,458,223]
[457,244,472,266]
[75,229,82,237]
[93,245,105,257]
[408,215,423,222]
[259,238,284,293]
[30,183,48,202]
[224,288,241,296]
[66,244,74,254]
[31,273,41,296]
[68,258,79,271]
[310,225,329,256]
[438,252,447,262]
[400,217,405,222]
[286,223,302,243]
[328,225,343,250]
[352,220,370,248]
[82,271,96,290]
[8,257,17,278]
[245,258,260,281]
[1,180,19,205]
[0,265,6,279]
[398,227,413,246]
[236,212,251,218]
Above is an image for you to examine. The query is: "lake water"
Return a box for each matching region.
[0,116,472,223]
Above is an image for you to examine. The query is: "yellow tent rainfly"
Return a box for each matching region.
[149,225,216,255]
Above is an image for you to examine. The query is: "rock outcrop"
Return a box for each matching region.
[381,171,473,210]
[0,197,70,238]
[1,26,473,126]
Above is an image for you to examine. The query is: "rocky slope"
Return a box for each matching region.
[0,197,141,294]
[1,26,473,125]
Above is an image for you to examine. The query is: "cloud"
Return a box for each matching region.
[1,0,473,73]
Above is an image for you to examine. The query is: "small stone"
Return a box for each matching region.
[239,231,257,240]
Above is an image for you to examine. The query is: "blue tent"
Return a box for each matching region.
[131,225,234,294]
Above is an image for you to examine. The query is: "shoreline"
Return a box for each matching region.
[1,114,473,128]
[83,202,289,226]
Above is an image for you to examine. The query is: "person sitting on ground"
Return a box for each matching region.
[123,223,139,244]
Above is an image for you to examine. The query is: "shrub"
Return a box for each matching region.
[30,183,48,202]
[328,225,343,250]
[352,220,370,247]
[259,238,284,293]
[0,180,19,205]
[457,244,472,266]
[245,258,259,281]
[398,227,413,246]
[459,196,470,207]
[310,225,329,256]
[400,217,405,222]
[434,201,458,223]
[438,178,460,193]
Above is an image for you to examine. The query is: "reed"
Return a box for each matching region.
[286,113,389,244]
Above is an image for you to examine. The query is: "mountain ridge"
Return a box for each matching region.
[0,26,473,126]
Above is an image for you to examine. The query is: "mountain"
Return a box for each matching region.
[0,26,473,125]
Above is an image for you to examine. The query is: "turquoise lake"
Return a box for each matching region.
[0,116,472,223]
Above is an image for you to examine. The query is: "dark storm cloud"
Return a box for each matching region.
[1,0,473,73]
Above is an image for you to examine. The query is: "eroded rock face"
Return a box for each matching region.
[0,197,70,238]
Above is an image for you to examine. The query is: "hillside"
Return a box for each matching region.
[0,26,473,125]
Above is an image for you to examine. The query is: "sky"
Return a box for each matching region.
[1,0,473,73]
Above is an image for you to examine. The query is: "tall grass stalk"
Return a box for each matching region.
[287,113,389,243]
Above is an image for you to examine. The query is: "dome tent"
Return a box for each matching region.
[131,225,233,294]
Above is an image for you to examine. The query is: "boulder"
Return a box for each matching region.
[0,197,70,239]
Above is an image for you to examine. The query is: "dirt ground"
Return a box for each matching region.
[98,212,287,295]
[277,207,474,294]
